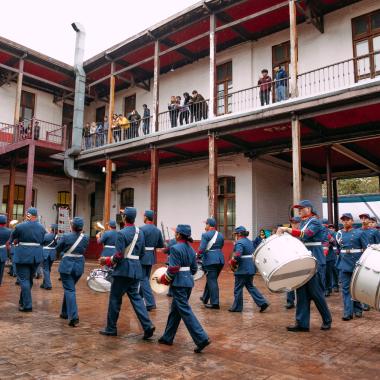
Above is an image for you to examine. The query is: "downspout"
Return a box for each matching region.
[64,22,100,181]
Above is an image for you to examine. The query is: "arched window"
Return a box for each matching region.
[120,188,134,209]
[217,177,235,239]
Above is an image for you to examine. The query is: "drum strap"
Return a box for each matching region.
[179,267,190,271]
[301,218,315,232]
[206,231,218,251]
[124,227,140,259]
[65,233,84,255]
[46,234,57,248]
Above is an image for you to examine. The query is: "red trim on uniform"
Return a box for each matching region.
[125,223,134,227]
[344,227,353,232]
[208,227,216,231]
[291,229,301,237]
[0,224,6,227]
[177,239,186,243]
[301,214,313,220]
[104,257,112,266]
[145,221,154,225]
[160,274,171,285]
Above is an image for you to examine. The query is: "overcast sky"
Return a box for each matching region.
[0,0,197,65]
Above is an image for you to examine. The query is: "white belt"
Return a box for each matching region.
[305,242,322,247]
[63,253,82,258]
[127,255,139,260]
[179,266,190,271]
[340,249,362,254]
[241,255,253,258]
[145,247,155,250]
[0,244,6,249]
[104,245,116,248]
[19,242,40,247]
[43,247,55,250]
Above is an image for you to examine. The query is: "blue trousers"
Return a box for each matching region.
[61,272,82,320]
[286,290,295,305]
[295,270,332,329]
[42,258,54,288]
[202,263,223,305]
[161,286,208,345]
[231,274,268,312]
[0,261,5,285]
[36,263,43,277]
[332,264,339,290]
[340,271,362,317]
[325,260,335,293]
[106,276,153,333]
[16,263,39,309]
[139,264,155,308]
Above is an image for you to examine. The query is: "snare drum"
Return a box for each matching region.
[254,234,317,292]
[350,245,380,311]
[87,268,113,293]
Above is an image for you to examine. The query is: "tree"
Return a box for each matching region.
[322,176,379,196]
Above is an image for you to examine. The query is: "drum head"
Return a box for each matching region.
[87,276,111,293]
[267,256,317,292]
[193,263,204,281]
[150,267,169,294]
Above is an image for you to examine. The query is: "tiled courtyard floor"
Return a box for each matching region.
[0,262,379,379]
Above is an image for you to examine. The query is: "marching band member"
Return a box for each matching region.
[99,207,155,340]
[0,215,11,286]
[157,224,210,353]
[277,200,332,332]
[56,217,89,326]
[336,213,368,320]
[198,218,224,309]
[323,221,338,297]
[97,220,118,258]
[228,226,269,313]
[10,207,45,312]
[162,236,176,297]
[40,223,58,290]
[369,216,379,229]
[285,216,301,309]
[139,210,164,311]
[359,213,379,245]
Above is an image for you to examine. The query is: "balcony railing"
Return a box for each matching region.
[0,118,66,149]
[79,54,380,151]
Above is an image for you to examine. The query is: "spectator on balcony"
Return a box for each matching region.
[180,92,191,125]
[191,90,208,121]
[116,114,129,141]
[274,66,288,102]
[95,122,104,147]
[103,115,109,143]
[258,69,272,106]
[128,109,141,139]
[33,120,40,140]
[90,122,97,147]
[112,114,121,143]
[142,104,151,135]
[168,96,179,128]
[83,122,91,149]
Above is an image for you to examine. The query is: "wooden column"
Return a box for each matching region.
[150,146,159,225]
[208,132,218,221]
[333,179,339,229]
[25,143,35,210]
[104,62,115,226]
[152,40,160,132]
[7,156,16,221]
[209,13,216,118]
[289,0,299,98]
[14,58,24,125]
[325,146,333,223]
[291,115,301,205]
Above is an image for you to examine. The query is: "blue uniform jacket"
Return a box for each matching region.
[11,220,45,264]
[112,225,145,279]
[0,227,11,262]
[56,232,89,275]
[43,232,57,261]
[99,230,118,257]
[164,238,176,265]
[139,223,164,266]
[233,237,255,275]
[297,217,326,267]
[360,227,380,245]
[336,228,368,272]
[252,236,263,250]
[326,230,338,262]
[167,241,197,288]
[198,229,225,266]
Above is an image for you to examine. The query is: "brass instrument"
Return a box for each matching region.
[9,220,19,228]
[94,221,105,237]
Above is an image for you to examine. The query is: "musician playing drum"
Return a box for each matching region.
[277,200,332,332]
[336,213,368,320]
[56,217,89,326]
[157,224,210,353]
[40,223,58,290]
[198,217,224,309]
[228,226,269,313]
[97,220,118,259]
[98,207,155,340]
[0,215,11,286]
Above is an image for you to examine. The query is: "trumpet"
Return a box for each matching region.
[93,221,105,237]
[9,219,19,228]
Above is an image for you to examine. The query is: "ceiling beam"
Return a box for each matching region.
[161,146,194,158]
[331,143,380,173]
[160,38,194,61]
[219,134,253,149]
[216,11,252,41]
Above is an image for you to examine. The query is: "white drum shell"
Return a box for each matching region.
[254,234,317,293]
[87,269,111,293]
[150,267,169,294]
[350,245,380,311]
[193,263,204,281]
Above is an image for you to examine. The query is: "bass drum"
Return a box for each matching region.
[254,234,317,293]
[87,268,113,293]
[193,262,205,281]
[150,267,169,294]
[350,245,380,311]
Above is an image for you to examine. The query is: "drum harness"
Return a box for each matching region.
[300,218,322,248]
[124,227,140,260]
[63,234,84,258]
[335,230,363,254]
[43,234,58,250]
[206,231,219,252]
